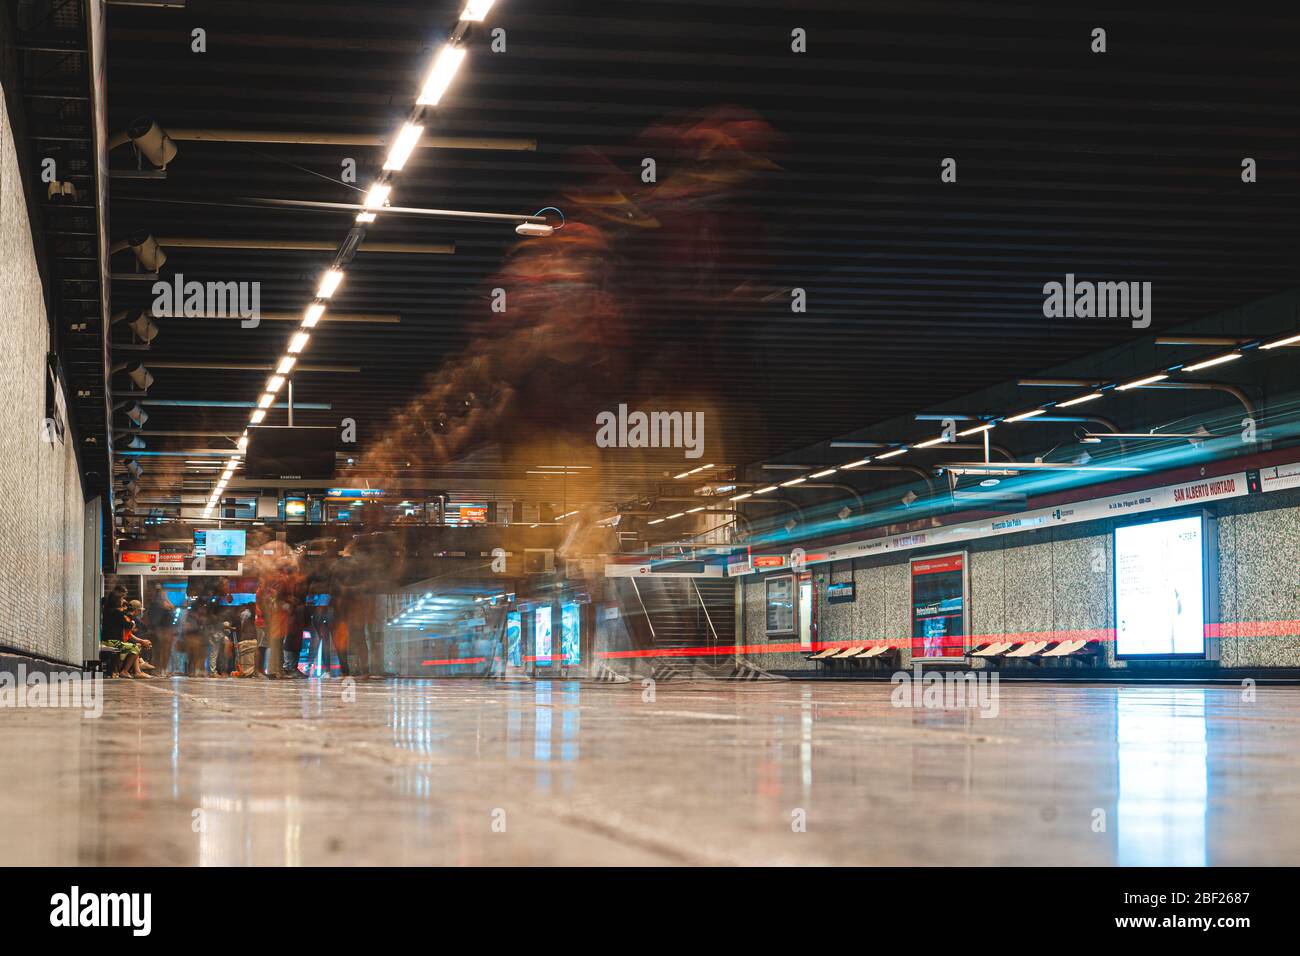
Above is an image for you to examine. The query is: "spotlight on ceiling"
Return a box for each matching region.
[120,361,154,391]
[125,117,178,168]
[116,401,148,428]
[515,222,554,238]
[125,435,147,450]
[126,231,167,271]
[111,309,161,344]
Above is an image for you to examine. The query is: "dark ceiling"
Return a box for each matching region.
[103,0,1300,511]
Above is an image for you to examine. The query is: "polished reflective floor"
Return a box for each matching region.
[1,677,1296,865]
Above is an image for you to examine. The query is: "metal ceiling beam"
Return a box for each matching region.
[154,236,453,255]
[161,129,536,151]
[143,361,360,373]
[151,310,399,323]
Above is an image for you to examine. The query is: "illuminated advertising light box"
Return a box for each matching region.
[561,602,581,664]
[506,611,522,667]
[1114,512,1218,660]
[910,552,968,660]
[534,606,553,666]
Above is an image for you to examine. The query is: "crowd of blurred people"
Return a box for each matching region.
[98,562,387,680]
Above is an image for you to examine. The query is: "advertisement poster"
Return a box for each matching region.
[506,611,522,667]
[910,553,967,659]
[1114,515,1207,657]
[561,603,581,664]
[534,606,553,665]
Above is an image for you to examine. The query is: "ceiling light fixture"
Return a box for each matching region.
[417,45,467,106]
[276,356,296,375]
[1056,392,1103,408]
[808,468,838,478]
[876,448,907,459]
[288,332,310,354]
[1182,352,1241,372]
[459,0,496,21]
[317,269,344,299]
[1005,409,1046,422]
[383,123,425,171]
[363,183,391,209]
[1116,373,1169,390]
[302,303,325,328]
[1260,333,1300,350]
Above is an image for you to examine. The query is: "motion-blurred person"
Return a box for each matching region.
[145,584,176,674]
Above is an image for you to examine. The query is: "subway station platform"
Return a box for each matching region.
[2,678,1297,867]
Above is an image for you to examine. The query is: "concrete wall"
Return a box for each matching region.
[740,487,1300,672]
[0,78,87,665]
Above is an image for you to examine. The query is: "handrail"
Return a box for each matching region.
[690,577,719,646]
[629,577,655,641]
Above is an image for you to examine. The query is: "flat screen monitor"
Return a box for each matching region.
[1114,514,1212,659]
[196,529,246,557]
[244,426,336,481]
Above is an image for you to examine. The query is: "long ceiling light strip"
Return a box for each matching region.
[202,1,498,517]
[816,338,1287,470]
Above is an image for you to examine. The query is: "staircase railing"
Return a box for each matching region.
[629,576,656,641]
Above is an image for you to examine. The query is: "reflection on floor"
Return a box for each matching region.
[0,678,1295,865]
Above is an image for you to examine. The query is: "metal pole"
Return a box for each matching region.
[287,379,294,427]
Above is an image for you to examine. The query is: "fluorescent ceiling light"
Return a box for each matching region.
[1056,392,1102,408]
[355,212,376,224]
[686,507,705,513]
[648,518,664,525]
[257,393,275,409]
[383,123,424,171]
[1182,352,1241,372]
[417,45,467,106]
[1261,333,1300,350]
[266,375,285,393]
[730,493,752,501]
[250,409,267,424]
[754,485,778,495]
[363,183,391,210]
[808,468,838,478]
[237,435,248,451]
[303,303,325,328]
[276,356,296,375]
[459,0,496,21]
[1005,409,1045,422]
[288,332,310,354]
[317,269,344,299]
[957,423,993,436]
[780,477,806,487]
[875,448,907,459]
[1116,373,1168,390]
[842,457,872,468]
[666,513,684,520]
[913,436,945,448]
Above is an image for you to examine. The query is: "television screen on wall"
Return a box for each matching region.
[244,426,336,481]
[1114,513,1213,659]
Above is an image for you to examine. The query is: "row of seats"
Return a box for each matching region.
[806,639,1101,666]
